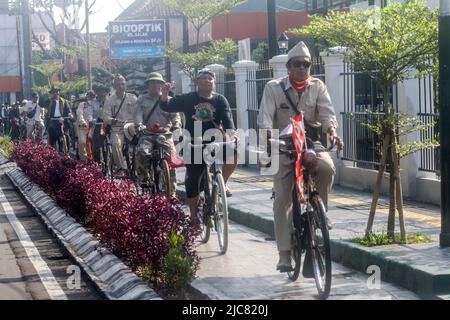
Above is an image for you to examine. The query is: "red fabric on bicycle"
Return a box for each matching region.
[168,149,185,169]
[292,114,306,204]
[86,127,93,161]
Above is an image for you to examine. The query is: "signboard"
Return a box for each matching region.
[109,19,166,59]
[32,32,51,51]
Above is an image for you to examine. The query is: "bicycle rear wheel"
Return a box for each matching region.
[214,173,228,255]
[309,196,332,299]
[288,188,302,281]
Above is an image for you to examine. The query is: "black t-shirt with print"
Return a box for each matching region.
[159,92,235,139]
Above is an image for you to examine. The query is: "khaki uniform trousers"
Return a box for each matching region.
[111,126,127,170]
[26,121,35,139]
[78,125,88,161]
[273,151,336,252]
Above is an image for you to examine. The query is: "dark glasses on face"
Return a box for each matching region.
[290,60,312,68]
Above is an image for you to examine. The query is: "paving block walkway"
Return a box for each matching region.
[176,166,450,299]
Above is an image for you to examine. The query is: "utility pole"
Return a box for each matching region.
[439,0,450,247]
[85,0,92,89]
[15,16,24,101]
[21,0,33,98]
[267,0,277,59]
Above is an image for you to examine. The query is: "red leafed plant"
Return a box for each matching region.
[12,141,198,287]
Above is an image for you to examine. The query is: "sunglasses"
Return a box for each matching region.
[290,60,312,68]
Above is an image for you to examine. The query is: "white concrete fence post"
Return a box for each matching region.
[269,54,288,79]
[232,60,259,132]
[321,48,347,185]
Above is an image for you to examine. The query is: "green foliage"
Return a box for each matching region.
[166,38,238,81]
[354,110,440,158]
[290,0,438,86]
[30,62,64,87]
[0,136,15,159]
[252,41,269,64]
[60,76,88,96]
[163,0,245,45]
[161,233,195,295]
[351,231,432,247]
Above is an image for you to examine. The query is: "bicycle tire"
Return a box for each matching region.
[214,173,228,255]
[309,196,332,299]
[106,143,114,180]
[288,187,302,281]
[157,159,173,197]
[198,192,211,243]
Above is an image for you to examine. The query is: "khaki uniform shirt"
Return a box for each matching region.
[103,92,137,127]
[77,100,101,127]
[134,94,181,132]
[257,76,338,132]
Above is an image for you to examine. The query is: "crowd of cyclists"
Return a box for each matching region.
[0,41,343,283]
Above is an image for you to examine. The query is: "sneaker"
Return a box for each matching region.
[276,251,293,272]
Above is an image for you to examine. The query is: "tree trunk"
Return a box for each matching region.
[387,153,396,239]
[392,141,406,241]
[365,133,391,237]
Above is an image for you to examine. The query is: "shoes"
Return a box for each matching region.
[276,250,293,272]
[225,185,232,197]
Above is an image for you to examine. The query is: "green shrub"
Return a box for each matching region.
[0,136,15,158]
[161,233,195,295]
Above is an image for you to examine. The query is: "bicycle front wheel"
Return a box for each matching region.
[214,173,229,255]
[157,159,173,197]
[197,193,210,243]
[288,188,302,281]
[309,196,332,299]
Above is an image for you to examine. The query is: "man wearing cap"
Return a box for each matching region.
[103,74,137,177]
[160,68,238,220]
[131,72,181,193]
[45,85,73,153]
[257,41,343,272]
[22,93,42,141]
[77,90,100,161]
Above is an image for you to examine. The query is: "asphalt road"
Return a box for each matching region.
[0,172,103,300]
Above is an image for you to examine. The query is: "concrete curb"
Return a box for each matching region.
[1,158,161,300]
[177,187,449,300]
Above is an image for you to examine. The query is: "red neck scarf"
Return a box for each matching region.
[289,73,310,93]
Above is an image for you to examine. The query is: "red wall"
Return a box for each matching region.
[212,12,311,41]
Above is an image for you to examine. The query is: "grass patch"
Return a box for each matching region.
[351,232,433,247]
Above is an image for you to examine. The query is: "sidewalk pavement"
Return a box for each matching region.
[176,166,450,300]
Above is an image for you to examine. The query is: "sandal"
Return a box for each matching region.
[225,185,232,197]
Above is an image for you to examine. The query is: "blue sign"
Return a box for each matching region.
[109,19,166,59]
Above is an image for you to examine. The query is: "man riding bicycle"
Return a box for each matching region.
[127,72,181,195]
[103,74,137,178]
[77,90,100,161]
[45,86,73,153]
[257,41,343,272]
[160,69,238,220]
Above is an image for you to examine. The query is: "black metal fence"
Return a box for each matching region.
[247,63,273,131]
[341,61,398,169]
[417,74,439,173]
[216,71,237,127]
[340,61,439,173]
